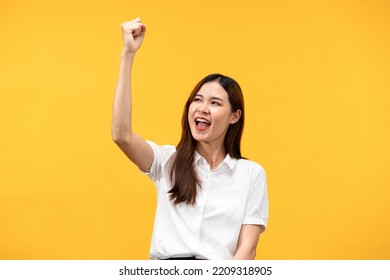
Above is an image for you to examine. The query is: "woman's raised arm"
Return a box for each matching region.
[111,18,153,172]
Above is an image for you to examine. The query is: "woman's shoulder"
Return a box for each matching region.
[146,140,176,149]
[236,157,266,174]
[146,140,176,158]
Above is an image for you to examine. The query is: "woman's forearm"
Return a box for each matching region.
[112,50,136,142]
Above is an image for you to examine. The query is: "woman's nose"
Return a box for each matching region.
[197,103,210,114]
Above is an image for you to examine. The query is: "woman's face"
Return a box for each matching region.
[188,81,241,146]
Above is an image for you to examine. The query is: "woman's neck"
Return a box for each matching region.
[196,142,226,170]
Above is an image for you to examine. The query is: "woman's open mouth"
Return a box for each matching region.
[195,117,211,131]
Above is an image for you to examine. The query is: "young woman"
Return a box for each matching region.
[112,18,268,260]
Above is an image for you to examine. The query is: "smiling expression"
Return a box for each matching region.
[188,81,241,145]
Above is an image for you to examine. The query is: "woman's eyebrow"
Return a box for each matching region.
[196,94,225,102]
[211,97,225,102]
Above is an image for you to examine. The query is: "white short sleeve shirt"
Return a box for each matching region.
[142,140,269,260]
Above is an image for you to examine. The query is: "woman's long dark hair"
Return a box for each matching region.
[168,74,245,205]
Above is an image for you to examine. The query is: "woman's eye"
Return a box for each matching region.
[211,101,221,106]
[193,98,201,102]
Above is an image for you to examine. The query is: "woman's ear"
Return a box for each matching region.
[230,109,242,124]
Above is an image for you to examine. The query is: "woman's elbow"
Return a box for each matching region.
[112,132,122,143]
[112,131,131,145]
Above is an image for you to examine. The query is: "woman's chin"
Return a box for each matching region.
[192,135,207,142]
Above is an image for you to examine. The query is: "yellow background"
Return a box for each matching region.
[1,0,389,259]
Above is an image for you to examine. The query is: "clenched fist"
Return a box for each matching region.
[120,18,146,54]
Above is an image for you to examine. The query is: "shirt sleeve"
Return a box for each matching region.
[242,164,269,229]
[139,140,175,183]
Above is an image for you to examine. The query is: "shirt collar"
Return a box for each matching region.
[223,153,237,170]
[194,151,237,170]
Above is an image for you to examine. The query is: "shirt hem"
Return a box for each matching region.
[242,218,267,227]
